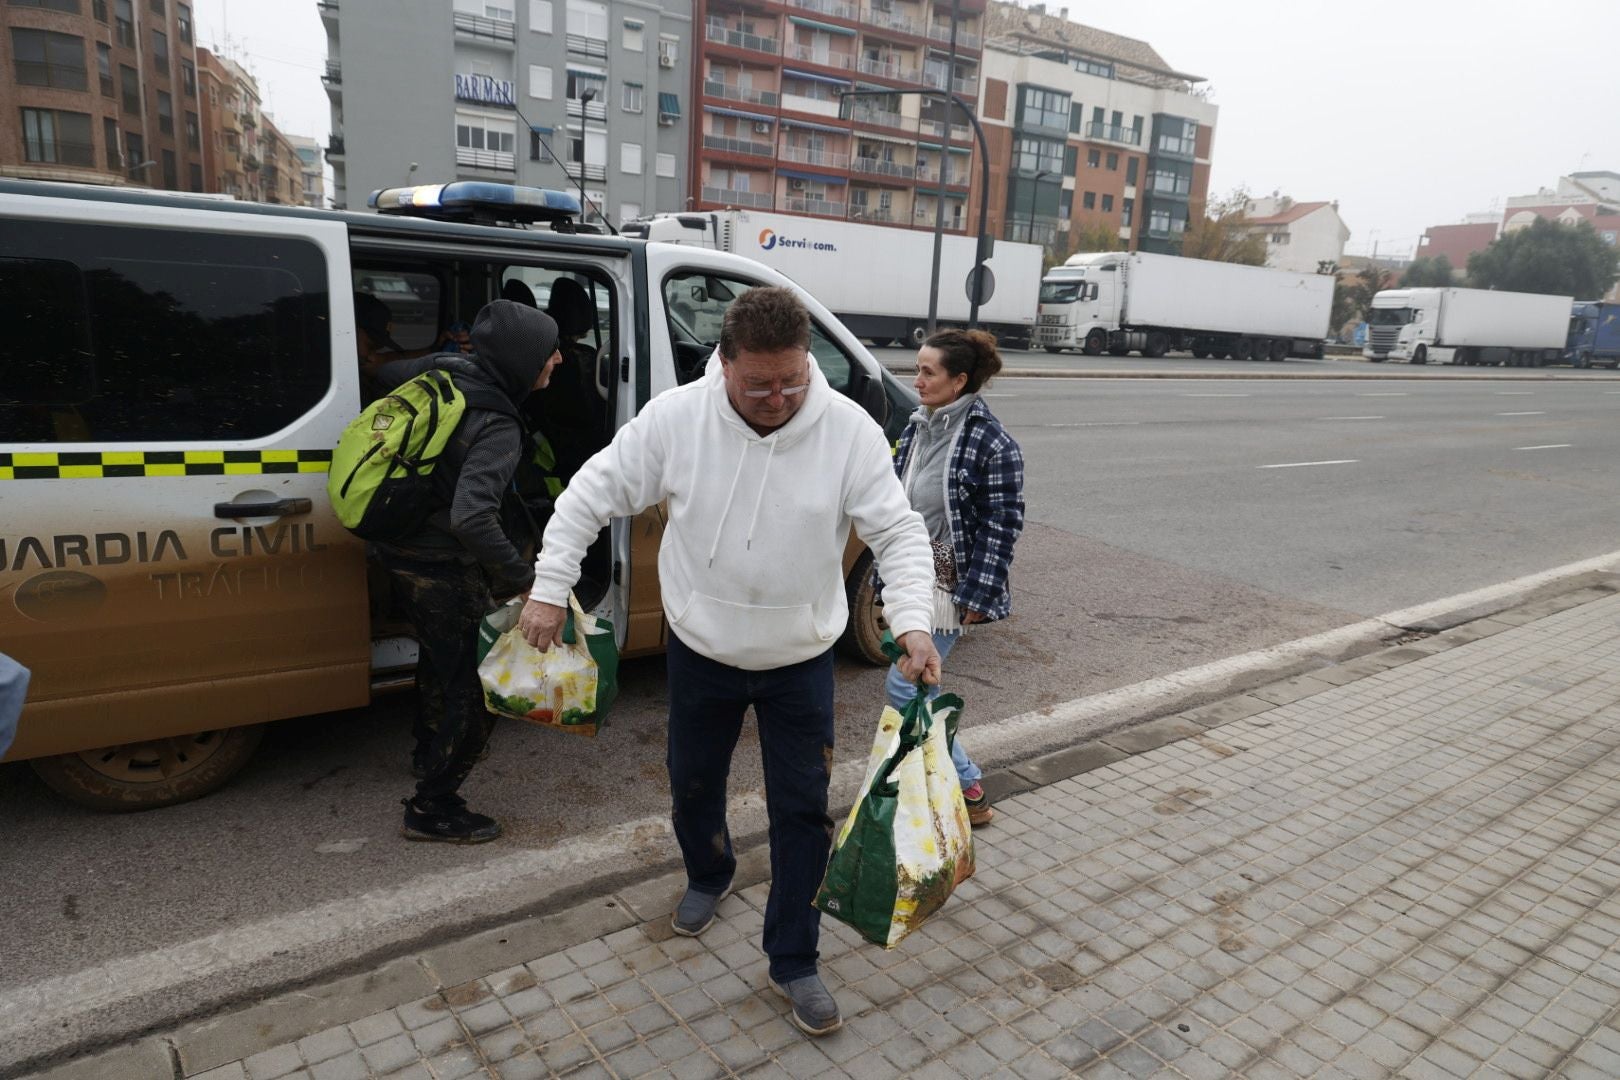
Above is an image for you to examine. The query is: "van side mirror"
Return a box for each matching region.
[689,284,708,303]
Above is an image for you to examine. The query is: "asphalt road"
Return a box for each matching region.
[6,374,1620,1067]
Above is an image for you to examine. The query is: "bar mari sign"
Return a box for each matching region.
[454,73,516,107]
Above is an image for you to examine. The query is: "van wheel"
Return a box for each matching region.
[838,550,888,666]
[30,725,265,811]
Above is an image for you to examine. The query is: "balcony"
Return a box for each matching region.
[322,61,341,96]
[317,0,338,17]
[242,152,262,172]
[782,195,845,217]
[852,156,915,179]
[857,56,919,82]
[706,24,779,55]
[849,205,898,223]
[850,106,907,130]
[781,145,850,169]
[702,184,774,209]
[455,11,516,43]
[784,43,855,69]
[1086,121,1141,146]
[564,161,607,182]
[862,6,923,36]
[565,32,608,58]
[915,165,967,187]
[566,97,608,120]
[456,147,515,171]
[912,204,962,226]
[703,79,780,107]
[326,136,344,158]
[702,133,775,158]
[920,68,976,95]
[787,0,858,18]
[240,112,258,130]
[927,23,980,50]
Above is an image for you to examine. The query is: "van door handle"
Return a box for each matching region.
[214,497,312,519]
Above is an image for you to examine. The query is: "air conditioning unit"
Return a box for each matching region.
[788,178,807,192]
[753,121,772,134]
[658,45,676,68]
[658,113,676,126]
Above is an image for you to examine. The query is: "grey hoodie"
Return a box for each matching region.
[377,301,559,598]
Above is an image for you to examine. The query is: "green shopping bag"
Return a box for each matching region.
[815,636,975,948]
[476,594,619,735]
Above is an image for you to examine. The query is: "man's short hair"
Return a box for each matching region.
[719,286,811,360]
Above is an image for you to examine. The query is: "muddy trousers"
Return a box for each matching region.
[665,634,835,984]
[379,553,495,807]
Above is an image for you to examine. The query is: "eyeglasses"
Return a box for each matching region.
[739,382,810,399]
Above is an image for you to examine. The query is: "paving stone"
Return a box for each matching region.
[242,1045,305,1080]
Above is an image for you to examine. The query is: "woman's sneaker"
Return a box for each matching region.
[400,797,502,843]
[963,782,994,827]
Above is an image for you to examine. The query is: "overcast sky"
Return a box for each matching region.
[196,0,1620,258]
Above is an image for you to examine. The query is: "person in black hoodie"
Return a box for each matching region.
[374,299,562,843]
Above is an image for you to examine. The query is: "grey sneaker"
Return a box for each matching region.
[671,884,731,937]
[769,972,842,1036]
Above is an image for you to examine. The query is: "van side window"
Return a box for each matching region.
[0,219,330,444]
[660,270,855,396]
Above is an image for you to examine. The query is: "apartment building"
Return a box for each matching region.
[1,0,205,190]
[289,133,326,208]
[690,0,987,233]
[1234,195,1349,274]
[976,2,1215,255]
[322,0,692,224]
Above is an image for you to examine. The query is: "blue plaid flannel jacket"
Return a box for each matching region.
[889,396,1025,622]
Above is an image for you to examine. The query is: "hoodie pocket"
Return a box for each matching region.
[671,591,834,667]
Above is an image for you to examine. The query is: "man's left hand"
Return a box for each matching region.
[961,609,987,625]
[896,630,942,686]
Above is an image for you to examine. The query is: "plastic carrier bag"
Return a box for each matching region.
[476,594,619,736]
[815,640,975,948]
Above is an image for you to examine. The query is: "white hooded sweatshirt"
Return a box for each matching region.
[530,360,935,670]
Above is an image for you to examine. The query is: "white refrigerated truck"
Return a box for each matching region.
[624,210,1042,348]
[1362,286,1572,366]
[1035,251,1333,360]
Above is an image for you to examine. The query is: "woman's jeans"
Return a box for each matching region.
[883,629,982,787]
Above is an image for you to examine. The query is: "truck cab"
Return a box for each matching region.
[1035,252,1122,354]
[0,179,908,809]
[1566,301,1620,369]
[1363,287,1439,363]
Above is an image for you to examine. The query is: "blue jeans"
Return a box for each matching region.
[665,633,834,983]
[883,630,982,787]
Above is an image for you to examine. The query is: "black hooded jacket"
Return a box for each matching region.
[376,301,560,598]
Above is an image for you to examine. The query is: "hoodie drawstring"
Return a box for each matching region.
[744,437,777,550]
[704,435,780,565]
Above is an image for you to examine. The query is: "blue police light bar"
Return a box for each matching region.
[366,182,581,225]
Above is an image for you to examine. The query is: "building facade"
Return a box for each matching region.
[1234,196,1349,274]
[688,0,987,233]
[288,133,326,208]
[1,0,205,190]
[323,0,692,224]
[976,3,1215,256]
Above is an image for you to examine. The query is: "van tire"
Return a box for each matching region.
[838,550,888,666]
[30,724,265,812]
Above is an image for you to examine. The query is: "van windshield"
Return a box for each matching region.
[1040,282,1081,304]
[1367,307,1412,326]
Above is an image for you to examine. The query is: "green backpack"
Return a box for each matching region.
[328,368,468,541]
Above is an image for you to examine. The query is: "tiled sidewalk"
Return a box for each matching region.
[81,593,1620,1078]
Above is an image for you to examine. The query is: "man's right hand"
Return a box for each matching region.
[518,598,567,650]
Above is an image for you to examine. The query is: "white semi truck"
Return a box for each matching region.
[624,209,1042,348]
[1363,286,1572,366]
[1035,251,1333,360]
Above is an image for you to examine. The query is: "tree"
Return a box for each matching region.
[1179,189,1268,266]
[1343,263,1393,326]
[1467,217,1618,298]
[1399,255,1455,288]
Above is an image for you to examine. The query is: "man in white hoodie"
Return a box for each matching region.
[519,286,937,1036]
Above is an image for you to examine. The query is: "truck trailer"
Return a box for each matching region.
[1035,251,1332,360]
[1363,287,1572,366]
[1565,301,1620,369]
[624,210,1042,348]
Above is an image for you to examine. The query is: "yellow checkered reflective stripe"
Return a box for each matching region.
[0,449,333,480]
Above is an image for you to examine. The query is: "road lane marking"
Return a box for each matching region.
[1317,415,1384,420]
[1182,393,1251,397]
[1040,421,1141,427]
[1358,392,1408,396]
[1258,459,1359,469]
[981,393,1017,398]
[1516,444,1572,450]
[1496,391,1535,395]
[1497,411,1546,416]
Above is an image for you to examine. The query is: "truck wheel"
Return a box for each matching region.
[1044,346,1062,354]
[1083,329,1106,356]
[907,324,929,348]
[29,725,266,812]
[837,550,888,666]
[1190,342,1210,359]
[1412,345,1428,365]
[1575,352,1590,369]
[1108,345,1131,357]
[1144,332,1169,358]
[1269,339,1289,361]
[1232,338,1254,361]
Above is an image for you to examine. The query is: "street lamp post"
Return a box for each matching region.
[1024,170,1051,244]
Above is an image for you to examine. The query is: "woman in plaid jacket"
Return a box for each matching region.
[882,329,1026,826]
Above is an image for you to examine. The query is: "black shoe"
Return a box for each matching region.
[400,798,502,843]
